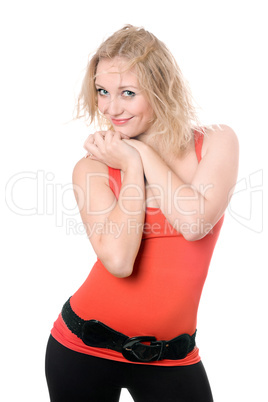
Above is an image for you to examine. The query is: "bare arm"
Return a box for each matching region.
[73,131,145,278]
[124,125,239,241]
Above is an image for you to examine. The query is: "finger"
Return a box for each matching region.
[83,135,99,156]
[84,152,99,160]
[94,131,105,147]
[84,152,92,158]
[110,130,129,139]
[112,131,122,141]
[83,134,94,150]
[86,142,99,154]
[119,133,130,139]
[84,134,94,144]
[95,131,106,138]
[104,130,115,144]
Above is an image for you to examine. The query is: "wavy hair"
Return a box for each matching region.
[76,25,203,154]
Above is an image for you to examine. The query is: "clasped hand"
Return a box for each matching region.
[83,130,143,171]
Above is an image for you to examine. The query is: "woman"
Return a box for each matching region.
[45,25,239,401]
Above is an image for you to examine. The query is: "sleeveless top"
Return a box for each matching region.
[51,130,224,366]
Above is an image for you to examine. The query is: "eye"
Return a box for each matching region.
[122,90,135,98]
[97,88,109,96]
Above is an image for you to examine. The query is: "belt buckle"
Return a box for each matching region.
[122,336,162,363]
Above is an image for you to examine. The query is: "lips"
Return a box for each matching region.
[111,117,133,125]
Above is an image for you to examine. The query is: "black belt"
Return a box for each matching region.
[61,298,196,363]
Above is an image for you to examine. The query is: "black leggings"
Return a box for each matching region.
[45,335,213,402]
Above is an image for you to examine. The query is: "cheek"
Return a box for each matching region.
[97,96,109,113]
[139,99,153,120]
[97,97,104,112]
[142,105,154,121]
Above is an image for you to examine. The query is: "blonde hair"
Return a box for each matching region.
[76,25,202,155]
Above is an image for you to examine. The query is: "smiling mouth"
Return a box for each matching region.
[111,117,133,125]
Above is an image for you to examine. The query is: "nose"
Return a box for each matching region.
[104,96,124,117]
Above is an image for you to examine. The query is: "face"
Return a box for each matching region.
[95,57,154,138]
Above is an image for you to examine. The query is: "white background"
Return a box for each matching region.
[1,0,267,401]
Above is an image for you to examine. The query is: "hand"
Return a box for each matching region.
[83,130,142,171]
[122,138,147,154]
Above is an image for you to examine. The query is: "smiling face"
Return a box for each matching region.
[95,57,154,138]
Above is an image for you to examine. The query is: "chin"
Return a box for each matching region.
[116,128,138,138]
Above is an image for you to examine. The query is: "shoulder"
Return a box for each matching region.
[72,157,118,209]
[202,124,239,158]
[72,156,109,185]
[203,123,239,144]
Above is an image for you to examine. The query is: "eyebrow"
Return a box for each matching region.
[95,83,139,90]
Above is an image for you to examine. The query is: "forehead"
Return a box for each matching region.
[95,57,139,86]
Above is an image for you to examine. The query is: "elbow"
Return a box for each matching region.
[100,255,134,278]
[182,232,206,242]
[179,218,213,242]
[95,238,134,278]
[112,268,133,278]
[109,264,133,279]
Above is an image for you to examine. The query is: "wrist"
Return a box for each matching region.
[122,152,143,173]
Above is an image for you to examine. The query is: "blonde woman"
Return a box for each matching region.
[45,25,239,401]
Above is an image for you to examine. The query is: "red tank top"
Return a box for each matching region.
[51,130,224,366]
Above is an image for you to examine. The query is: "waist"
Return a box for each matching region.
[71,257,201,341]
[51,313,201,366]
[61,297,197,363]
